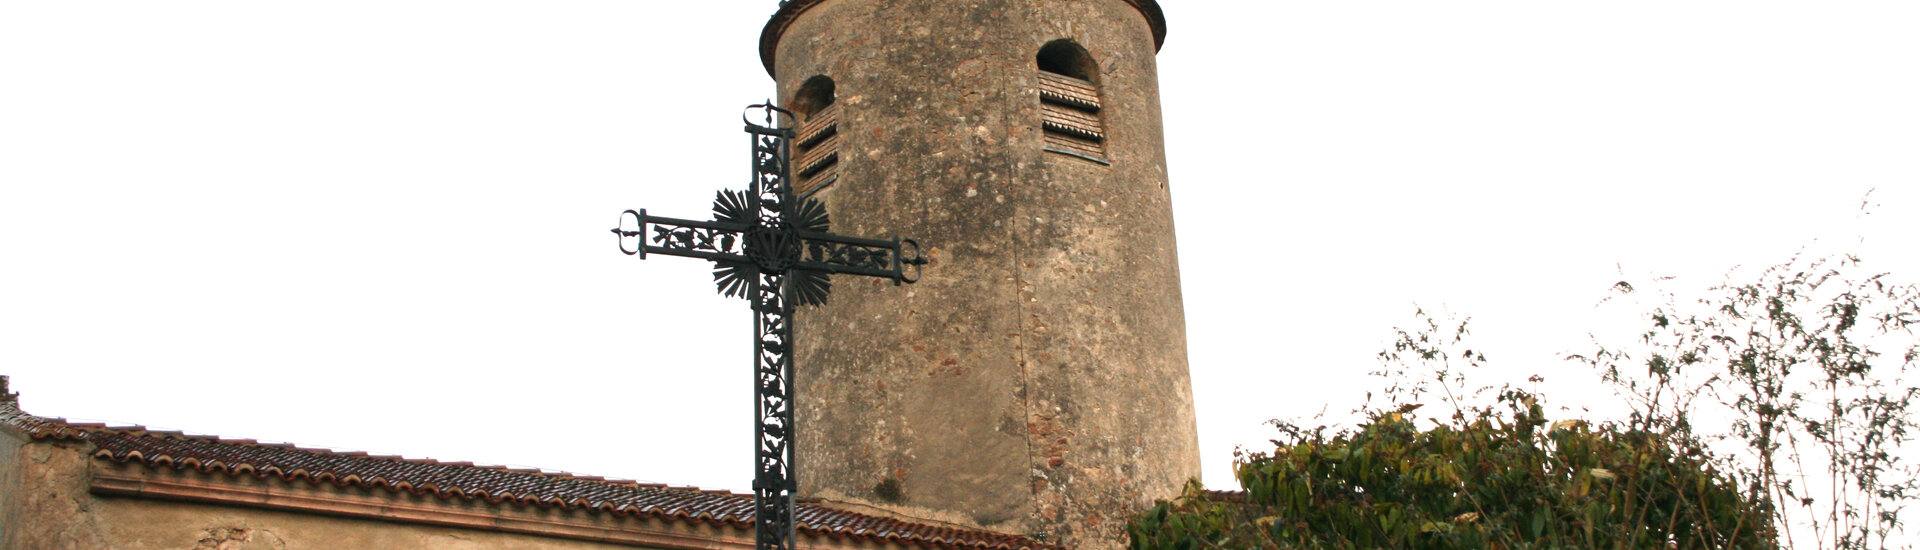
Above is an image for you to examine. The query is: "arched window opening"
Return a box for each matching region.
[1036,40,1107,164]
[792,76,840,195]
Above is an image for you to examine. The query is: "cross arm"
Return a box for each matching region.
[794,230,926,284]
[613,209,754,264]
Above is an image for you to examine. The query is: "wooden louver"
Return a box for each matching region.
[1039,71,1105,160]
[795,103,840,194]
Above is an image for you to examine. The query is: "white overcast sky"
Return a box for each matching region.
[3,1,1916,498]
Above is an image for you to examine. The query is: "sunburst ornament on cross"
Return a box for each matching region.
[611,103,927,550]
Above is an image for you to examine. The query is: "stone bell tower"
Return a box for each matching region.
[762,1,1197,548]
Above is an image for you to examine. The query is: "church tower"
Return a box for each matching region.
[762,1,1197,548]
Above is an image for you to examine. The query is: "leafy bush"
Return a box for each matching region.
[1132,394,1772,549]
[1134,250,1917,549]
[1574,252,1919,548]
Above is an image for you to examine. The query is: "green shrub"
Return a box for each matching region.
[1136,249,1919,549]
[1132,395,1772,549]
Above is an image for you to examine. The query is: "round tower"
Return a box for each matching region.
[762,1,1196,547]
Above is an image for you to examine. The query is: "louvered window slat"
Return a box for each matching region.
[1042,104,1104,140]
[1038,70,1105,161]
[796,104,839,148]
[1045,132,1106,159]
[801,163,838,193]
[1039,72,1101,111]
[794,103,840,194]
[797,134,840,177]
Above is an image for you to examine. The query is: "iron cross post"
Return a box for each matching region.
[612,104,926,550]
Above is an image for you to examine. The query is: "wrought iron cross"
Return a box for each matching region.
[611,104,926,550]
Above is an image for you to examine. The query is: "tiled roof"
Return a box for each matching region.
[0,379,1056,550]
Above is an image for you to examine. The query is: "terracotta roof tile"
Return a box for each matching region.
[0,379,1057,550]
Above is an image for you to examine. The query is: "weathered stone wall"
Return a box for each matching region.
[0,435,1013,550]
[0,429,28,548]
[0,440,725,550]
[83,497,679,550]
[773,2,1200,548]
[2,439,109,549]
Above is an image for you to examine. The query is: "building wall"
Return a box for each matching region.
[772,1,1199,548]
[0,430,29,548]
[0,439,750,550]
[2,438,109,549]
[85,492,670,549]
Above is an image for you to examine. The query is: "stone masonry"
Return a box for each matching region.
[763,2,1201,548]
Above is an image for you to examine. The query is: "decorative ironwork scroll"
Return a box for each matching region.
[612,104,925,550]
